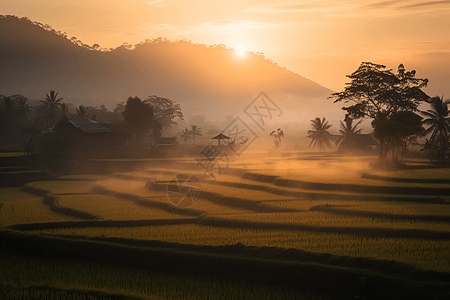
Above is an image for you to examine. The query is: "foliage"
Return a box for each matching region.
[189,125,203,143]
[307,117,334,150]
[372,111,424,162]
[21,137,37,156]
[180,128,191,143]
[40,90,63,128]
[76,105,89,117]
[269,128,284,149]
[421,135,450,162]
[330,62,429,160]
[122,96,160,146]
[59,103,73,118]
[144,95,184,129]
[420,95,450,141]
[335,116,363,145]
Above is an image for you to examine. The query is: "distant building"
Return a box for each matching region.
[337,134,378,154]
[51,116,135,152]
[155,137,178,147]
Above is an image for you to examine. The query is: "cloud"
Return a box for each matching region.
[245,2,339,13]
[202,20,286,31]
[247,1,450,16]
[400,0,450,9]
[363,0,450,11]
[146,0,167,7]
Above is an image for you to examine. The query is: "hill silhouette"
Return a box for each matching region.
[0,15,336,123]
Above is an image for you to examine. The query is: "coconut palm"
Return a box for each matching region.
[180,128,191,143]
[17,97,32,119]
[307,117,335,150]
[59,103,73,118]
[76,105,88,117]
[40,90,63,127]
[335,115,363,145]
[420,95,450,141]
[189,125,203,144]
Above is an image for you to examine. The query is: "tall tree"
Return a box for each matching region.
[189,125,203,144]
[180,128,191,143]
[307,117,334,150]
[335,116,363,145]
[330,62,429,160]
[144,95,184,130]
[122,96,160,148]
[59,103,73,118]
[0,95,18,144]
[372,111,424,162]
[76,105,88,117]
[420,95,450,141]
[40,90,63,127]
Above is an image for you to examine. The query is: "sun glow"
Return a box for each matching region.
[234,45,246,57]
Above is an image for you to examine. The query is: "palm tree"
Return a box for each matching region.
[59,103,73,118]
[0,96,19,144]
[335,116,363,145]
[189,125,203,144]
[40,90,63,127]
[17,97,32,119]
[420,95,450,141]
[180,128,191,143]
[307,117,335,150]
[76,105,88,117]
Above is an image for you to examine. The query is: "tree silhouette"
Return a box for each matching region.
[307,117,334,150]
[180,128,191,143]
[330,62,429,160]
[420,95,450,141]
[335,116,363,145]
[40,90,63,127]
[76,105,88,117]
[144,95,184,129]
[59,103,73,118]
[17,97,32,119]
[189,125,203,144]
[122,96,160,148]
[372,111,424,162]
[269,128,284,149]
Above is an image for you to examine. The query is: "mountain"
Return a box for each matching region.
[0,15,337,125]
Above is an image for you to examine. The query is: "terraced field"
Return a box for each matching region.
[2,156,450,299]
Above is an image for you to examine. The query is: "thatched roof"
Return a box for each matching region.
[53,116,111,134]
[338,134,378,152]
[212,133,230,140]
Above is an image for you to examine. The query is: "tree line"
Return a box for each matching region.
[307,62,450,166]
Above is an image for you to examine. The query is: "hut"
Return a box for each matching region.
[212,133,230,146]
[337,134,378,154]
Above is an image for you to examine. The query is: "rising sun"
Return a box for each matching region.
[234,45,246,57]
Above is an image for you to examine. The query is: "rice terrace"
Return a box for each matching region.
[1,150,450,300]
[2,8,450,300]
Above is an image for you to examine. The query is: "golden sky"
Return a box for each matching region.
[2,0,450,94]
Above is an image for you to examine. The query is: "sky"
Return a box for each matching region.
[2,0,450,94]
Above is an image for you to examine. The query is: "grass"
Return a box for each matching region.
[0,152,25,157]
[23,180,94,194]
[0,191,79,226]
[216,211,450,232]
[264,200,450,216]
[29,224,450,273]
[58,194,186,220]
[0,250,331,300]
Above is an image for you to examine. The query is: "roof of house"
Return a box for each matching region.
[338,134,378,152]
[157,137,178,145]
[212,133,231,140]
[103,123,135,136]
[53,116,112,134]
